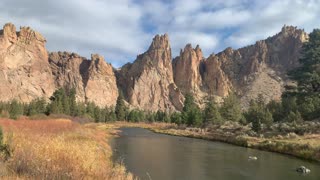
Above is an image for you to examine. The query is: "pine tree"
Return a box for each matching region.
[285,111,303,123]
[182,94,202,127]
[286,29,320,120]
[128,110,140,122]
[203,99,222,126]
[9,100,23,120]
[75,102,86,117]
[86,102,96,119]
[26,98,47,116]
[220,93,242,122]
[187,108,202,127]
[69,88,77,116]
[267,100,283,122]
[170,112,182,125]
[115,92,127,121]
[0,126,3,146]
[48,88,65,114]
[146,111,156,123]
[292,29,320,96]
[252,118,262,133]
[245,97,273,132]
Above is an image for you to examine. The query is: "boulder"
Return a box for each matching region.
[296,166,311,173]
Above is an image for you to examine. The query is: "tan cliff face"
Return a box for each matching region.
[173,44,204,95]
[218,25,308,106]
[0,23,55,102]
[0,23,118,107]
[0,23,309,111]
[85,54,118,107]
[172,25,308,107]
[49,52,118,107]
[49,51,90,103]
[202,54,233,98]
[117,34,184,111]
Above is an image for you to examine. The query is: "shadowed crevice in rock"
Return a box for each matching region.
[79,59,90,102]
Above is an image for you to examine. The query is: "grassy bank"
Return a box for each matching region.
[114,121,320,163]
[0,119,318,179]
[0,118,134,179]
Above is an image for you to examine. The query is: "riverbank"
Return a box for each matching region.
[114,121,320,163]
[0,118,134,179]
[0,118,318,179]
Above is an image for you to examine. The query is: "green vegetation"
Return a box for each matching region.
[284,29,320,120]
[220,92,242,122]
[182,94,202,127]
[0,88,122,123]
[9,100,24,120]
[244,95,273,132]
[0,126,10,159]
[203,98,222,126]
[115,92,128,120]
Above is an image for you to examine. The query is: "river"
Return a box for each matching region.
[111,127,320,180]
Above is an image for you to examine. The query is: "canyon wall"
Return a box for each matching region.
[0,23,309,111]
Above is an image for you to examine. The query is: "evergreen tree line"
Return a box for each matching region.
[0,87,315,132]
[0,88,117,122]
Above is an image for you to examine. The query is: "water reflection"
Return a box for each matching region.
[111,128,320,180]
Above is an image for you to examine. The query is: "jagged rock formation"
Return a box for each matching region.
[172,25,308,107]
[214,25,308,106]
[0,22,310,111]
[49,51,89,103]
[202,53,232,98]
[0,22,119,107]
[172,44,204,95]
[117,34,184,111]
[173,26,308,105]
[0,23,55,102]
[49,52,118,107]
[85,54,118,107]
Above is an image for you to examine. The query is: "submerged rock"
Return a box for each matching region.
[248,156,258,160]
[296,166,311,173]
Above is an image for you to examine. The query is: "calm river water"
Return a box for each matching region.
[111,127,320,180]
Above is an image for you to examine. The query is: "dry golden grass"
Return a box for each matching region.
[277,134,320,148]
[0,118,135,179]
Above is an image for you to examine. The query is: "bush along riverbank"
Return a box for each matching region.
[115,121,320,163]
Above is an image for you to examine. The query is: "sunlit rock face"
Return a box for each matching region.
[49,52,118,107]
[212,25,308,106]
[0,23,55,102]
[117,34,184,112]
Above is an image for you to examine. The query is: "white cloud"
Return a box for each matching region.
[0,0,149,67]
[170,31,219,58]
[225,0,320,48]
[0,0,320,67]
[191,8,251,29]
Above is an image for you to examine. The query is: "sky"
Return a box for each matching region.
[0,0,319,67]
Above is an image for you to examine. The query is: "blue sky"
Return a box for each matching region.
[0,0,319,67]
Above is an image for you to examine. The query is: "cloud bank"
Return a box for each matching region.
[0,0,319,67]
